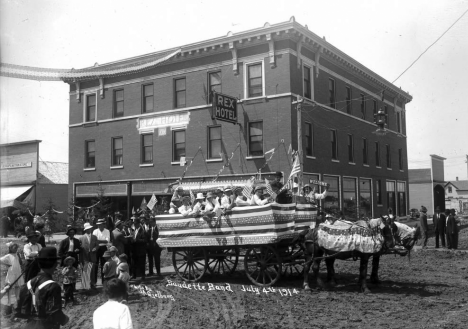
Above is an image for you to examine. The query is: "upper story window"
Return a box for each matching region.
[329,79,336,109]
[348,134,354,163]
[208,126,222,159]
[360,94,366,119]
[141,134,153,164]
[247,63,263,98]
[304,122,314,156]
[113,89,124,118]
[345,86,352,114]
[85,94,96,122]
[174,78,186,108]
[386,144,391,168]
[208,71,221,103]
[85,140,95,168]
[373,100,377,117]
[375,141,381,167]
[376,179,382,204]
[363,138,368,165]
[330,129,338,160]
[448,186,452,193]
[303,66,311,99]
[384,105,388,127]
[172,130,186,162]
[398,148,403,170]
[112,137,123,166]
[248,121,263,156]
[397,111,402,133]
[143,84,154,113]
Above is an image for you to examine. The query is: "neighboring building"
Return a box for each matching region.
[445,179,468,215]
[0,140,68,224]
[66,18,412,220]
[408,154,446,215]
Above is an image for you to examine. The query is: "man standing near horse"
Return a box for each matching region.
[433,206,446,248]
[419,206,429,249]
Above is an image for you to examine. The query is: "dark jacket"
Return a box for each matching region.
[419,213,428,232]
[57,237,81,266]
[446,215,458,235]
[112,228,127,256]
[145,225,162,250]
[131,226,147,256]
[433,212,446,232]
[275,190,293,204]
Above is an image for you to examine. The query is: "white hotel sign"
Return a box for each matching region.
[137,112,190,132]
[0,162,33,170]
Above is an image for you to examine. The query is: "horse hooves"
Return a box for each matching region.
[303,284,311,291]
[361,287,371,294]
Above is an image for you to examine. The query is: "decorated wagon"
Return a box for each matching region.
[156,202,317,287]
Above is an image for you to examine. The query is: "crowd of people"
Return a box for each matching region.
[419,206,461,249]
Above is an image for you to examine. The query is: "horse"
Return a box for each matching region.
[302,217,420,293]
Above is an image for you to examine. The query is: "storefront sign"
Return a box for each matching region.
[309,179,328,187]
[0,162,33,170]
[212,92,237,124]
[137,112,190,132]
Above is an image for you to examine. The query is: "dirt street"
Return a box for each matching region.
[2,225,467,329]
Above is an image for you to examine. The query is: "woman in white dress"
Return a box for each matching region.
[0,242,24,306]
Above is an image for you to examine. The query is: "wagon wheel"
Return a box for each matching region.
[280,242,305,277]
[207,247,239,275]
[172,248,208,282]
[244,245,282,287]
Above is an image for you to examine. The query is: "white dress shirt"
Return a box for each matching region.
[93,228,111,246]
[68,238,75,252]
[93,300,133,329]
[250,194,269,206]
[24,243,42,259]
[235,196,251,207]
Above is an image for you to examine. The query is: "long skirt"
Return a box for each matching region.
[80,261,95,290]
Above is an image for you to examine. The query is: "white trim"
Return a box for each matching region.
[171,161,183,165]
[306,156,316,160]
[363,164,370,167]
[244,59,265,99]
[376,166,381,169]
[83,168,96,171]
[349,162,356,165]
[331,159,340,163]
[139,163,154,167]
[206,158,223,163]
[110,165,124,170]
[245,156,265,160]
[387,168,393,171]
[170,125,188,131]
[83,92,98,123]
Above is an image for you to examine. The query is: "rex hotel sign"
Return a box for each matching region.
[211,92,238,124]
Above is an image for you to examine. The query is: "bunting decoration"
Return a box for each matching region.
[140,197,148,210]
[147,194,157,210]
[257,148,276,177]
[180,147,203,181]
[212,144,240,182]
[189,189,196,204]
[242,177,255,199]
[265,178,277,200]
[289,156,301,177]
[73,201,101,209]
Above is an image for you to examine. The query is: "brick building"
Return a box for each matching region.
[66,18,412,220]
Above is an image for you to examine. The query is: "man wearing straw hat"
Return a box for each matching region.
[57,226,81,268]
[190,193,205,216]
[178,196,193,217]
[79,222,98,292]
[250,186,270,206]
[93,218,111,285]
[23,229,42,282]
[111,219,127,257]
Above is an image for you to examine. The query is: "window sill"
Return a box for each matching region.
[377,204,383,207]
[82,121,97,127]
[83,168,96,171]
[400,170,404,172]
[241,96,266,102]
[246,156,265,160]
[331,159,340,163]
[387,167,392,171]
[110,165,124,170]
[171,161,185,165]
[363,164,369,167]
[376,166,382,169]
[306,156,316,160]
[348,162,356,165]
[206,158,223,163]
[140,163,154,167]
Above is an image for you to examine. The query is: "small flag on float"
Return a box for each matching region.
[190,188,196,204]
[289,156,301,177]
[132,207,135,215]
[140,197,147,210]
[265,178,277,200]
[287,144,292,154]
[242,177,254,199]
[147,193,157,210]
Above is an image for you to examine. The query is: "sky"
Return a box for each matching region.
[1,0,467,181]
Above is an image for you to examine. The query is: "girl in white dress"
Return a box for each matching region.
[0,242,24,306]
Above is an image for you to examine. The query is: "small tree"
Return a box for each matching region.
[42,198,67,236]
[90,182,113,223]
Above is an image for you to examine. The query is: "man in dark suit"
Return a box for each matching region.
[419,205,428,249]
[131,217,147,280]
[57,227,81,268]
[111,220,127,256]
[446,209,459,250]
[146,217,162,277]
[433,206,446,248]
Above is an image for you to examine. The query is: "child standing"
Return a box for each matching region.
[62,256,78,305]
[0,242,24,306]
[102,250,117,288]
[116,254,130,302]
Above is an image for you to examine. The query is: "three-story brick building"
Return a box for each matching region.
[67,17,412,220]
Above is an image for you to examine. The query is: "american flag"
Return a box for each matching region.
[189,188,196,204]
[242,177,254,199]
[289,156,301,177]
[147,193,157,210]
[265,178,277,200]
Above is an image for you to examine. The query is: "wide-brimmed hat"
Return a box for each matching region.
[254,186,263,192]
[224,187,232,193]
[37,247,61,260]
[275,171,283,178]
[114,219,123,227]
[64,256,75,264]
[302,184,311,190]
[97,218,106,225]
[83,223,93,231]
[206,192,214,198]
[66,226,76,235]
[108,246,118,253]
[103,251,112,258]
[196,193,204,200]
[117,262,129,272]
[26,229,40,238]
[420,205,427,213]
[176,186,184,191]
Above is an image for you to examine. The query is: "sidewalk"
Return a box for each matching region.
[413,246,468,253]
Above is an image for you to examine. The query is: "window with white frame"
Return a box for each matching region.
[329,79,336,108]
[208,126,222,159]
[113,89,124,118]
[303,66,311,99]
[112,137,123,166]
[246,63,263,98]
[348,134,354,163]
[85,140,95,168]
[142,84,154,113]
[304,122,314,157]
[248,121,263,156]
[172,130,186,162]
[208,71,221,103]
[141,134,153,164]
[85,94,96,122]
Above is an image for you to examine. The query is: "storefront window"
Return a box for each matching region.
[359,178,372,219]
[323,175,340,214]
[386,181,396,213]
[343,177,357,219]
[397,181,406,217]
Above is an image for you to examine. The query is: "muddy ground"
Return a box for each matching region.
[2,225,468,329]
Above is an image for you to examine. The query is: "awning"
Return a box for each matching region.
[0,185,33,208]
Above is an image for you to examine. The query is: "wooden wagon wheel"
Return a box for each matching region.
[207,247,239,275]
[244,245,282,287]
[172,248,208,282]
[280,242,305,276]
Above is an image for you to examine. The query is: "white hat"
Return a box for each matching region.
[83,223,93,231]
[224,186,232,193]
[196,193,204,200]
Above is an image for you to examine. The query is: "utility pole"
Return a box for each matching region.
[297,95,304,193]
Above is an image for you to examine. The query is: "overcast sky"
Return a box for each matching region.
[1,0,467,180]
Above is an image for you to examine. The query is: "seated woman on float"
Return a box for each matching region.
[233,187,250,207]
[169,186,184,214]
[202,192,221,218]
[250,186,270,206]
[189,193,205,216]
[178,196,193,217]
[301,183,329,205]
